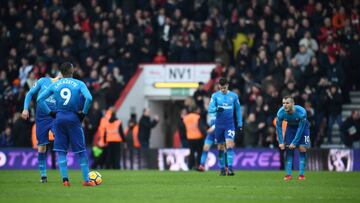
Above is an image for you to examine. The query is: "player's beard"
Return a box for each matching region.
[285,105,294,113]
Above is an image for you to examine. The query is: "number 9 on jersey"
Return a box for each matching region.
[60,88,71,105]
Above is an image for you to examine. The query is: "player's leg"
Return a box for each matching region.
[55,146,70,185]
[198,143,210,170]
[298,123,310,180]
[69,120,95,186]
[284,148,294,180]
[35,118,52,183]
[198,132,214,171]
[225,138,235,176]
[57,151,70,186]
[76,150,95,186]
[73,138,92,185]
[53,116,71,186]
[215,126,226,175]
[37,145,47,182]
[298,146,307,180]
[224,126,236,176]
[217,144,226,176]
[284,126,296,180]
[198,143,211,171]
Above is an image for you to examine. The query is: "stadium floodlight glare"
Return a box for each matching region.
[154,82,199,88]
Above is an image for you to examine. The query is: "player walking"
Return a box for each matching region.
[208,78,242,176]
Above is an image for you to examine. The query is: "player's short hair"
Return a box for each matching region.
[283,95,294,102]
[59,62,74,76]
[218,78,228,86]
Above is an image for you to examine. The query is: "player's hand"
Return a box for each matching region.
[77,111,86,121]
[279,144,285,150]
[217,107,224,112]
[289,144,296,149]
[49,111,57,118]
[21,109,29,120]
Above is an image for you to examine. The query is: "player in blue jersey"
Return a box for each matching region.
[37,62,94,186]
[276,96,310,181]
[208,78,242,176]
[22,72,62,183]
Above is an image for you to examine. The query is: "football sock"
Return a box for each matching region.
[38,152,47,178]
[200,151,208,166]
[218,149,225,170]
[77,151,90,182]
[299,152,306,176]
[285,149,294,175]
[226,148,234,170]
[57,151,68,180]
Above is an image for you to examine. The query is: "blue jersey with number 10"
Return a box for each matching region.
[37,78,92,114]
[276,105,308,146]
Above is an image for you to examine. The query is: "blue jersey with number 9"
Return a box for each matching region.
[37,78,92,114]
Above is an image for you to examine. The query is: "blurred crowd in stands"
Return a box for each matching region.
[0,0,359,149]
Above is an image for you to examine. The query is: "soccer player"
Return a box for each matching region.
[37,62,94,186]
[276,96,310,181]
[22,72,62,183]
[208,78,242,176]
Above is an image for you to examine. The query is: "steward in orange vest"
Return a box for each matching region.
[32,124,54,149]
[97,107,125,169]
[273,118,287,142]
[124,117,140,149]
[183,107,207,170]
[124,116,141,169]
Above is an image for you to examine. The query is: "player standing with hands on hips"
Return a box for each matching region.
[208,78,242,176]
[37,62,94,186]
[276,96,310,181]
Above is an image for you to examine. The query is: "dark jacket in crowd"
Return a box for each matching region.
[327,88,343,116]
[138,115,158,148]
[12,118,31,147]
[341,113,360,147]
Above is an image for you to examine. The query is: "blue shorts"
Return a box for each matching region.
[285,123,311,148]
[53,112,86,153]
[35,115,55,146]
[204,131,215,146]
[214,123,235,144]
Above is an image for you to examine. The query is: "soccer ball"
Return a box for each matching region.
[89,171,102,185]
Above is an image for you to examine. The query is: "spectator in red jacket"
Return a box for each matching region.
[153,49,167,64]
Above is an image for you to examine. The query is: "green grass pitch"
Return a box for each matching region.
[0,170,359,203]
